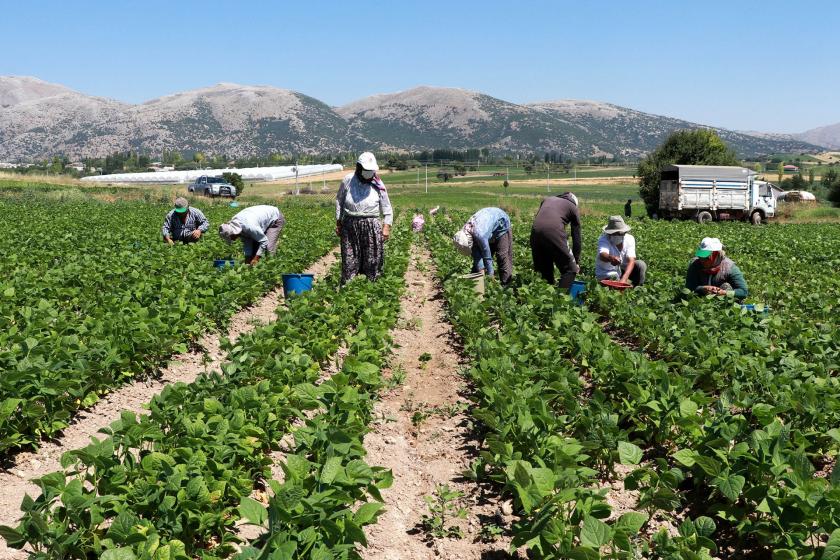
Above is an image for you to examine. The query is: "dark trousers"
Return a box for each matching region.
[473,230,513,285]
[530,230,576,289]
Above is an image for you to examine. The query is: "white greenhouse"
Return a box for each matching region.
[80,164,344,184]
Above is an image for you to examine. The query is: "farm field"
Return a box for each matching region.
[0,183,839,560]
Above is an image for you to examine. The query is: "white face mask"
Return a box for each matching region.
[361,169,375,180]
[610,233,625,245]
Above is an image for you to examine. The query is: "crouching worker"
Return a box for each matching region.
[162,197,209,244]
[595,215,646,286]
[218,205,285,265]
[686,237,748,300]
[452,207,513,286]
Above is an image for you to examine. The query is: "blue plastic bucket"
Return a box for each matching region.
[740,303,770,314]
[569,280,586,305]
[214,259,235,269]
[282,273,314,297]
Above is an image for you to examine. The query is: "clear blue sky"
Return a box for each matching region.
[2,0,837,133]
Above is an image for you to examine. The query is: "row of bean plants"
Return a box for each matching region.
[428,211,839,559]
[0,222,411,559]
[0,197,334,455]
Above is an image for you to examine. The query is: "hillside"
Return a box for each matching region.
[0,77,823,160]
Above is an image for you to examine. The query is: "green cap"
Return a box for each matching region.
[174,197,189,213]
[695,237,722,257]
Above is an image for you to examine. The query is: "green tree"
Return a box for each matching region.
[823,168,840,207]
[808,168,815,185]
[754,162,763,174]
[194,152,206,168]
[637,129,739,215]
[777,162,784,184]
[221,172,245,196]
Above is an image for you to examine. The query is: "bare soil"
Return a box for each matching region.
[0,249,338,560]
[360,246,517,560]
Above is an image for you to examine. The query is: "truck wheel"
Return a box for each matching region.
[750,211,763,225]
[696,211,713,224]
[204,188,212,198]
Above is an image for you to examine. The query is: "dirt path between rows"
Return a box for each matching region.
[360,246,516,560]
[0,248,339,560]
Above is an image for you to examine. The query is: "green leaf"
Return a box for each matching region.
[772,550,797,560]
[824,529,840,560]
[580,515,613,547]
[101,548,138,560]
[679,399,698,417]
[238,497,267,526]
[694,516,716,537]
[694,455,722,477]
[353,502,384,525]
[283,454,311,482]
[320,456,343,484]
[614,512,648,534]
[567,546,601,560]
[618,441,643,465]
[0,525,26,548]
[712,474,745,502]
[672,449,696,467]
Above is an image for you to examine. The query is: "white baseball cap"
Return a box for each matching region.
[357,152,379,171]
[452,229,473,256]
[695,237,723,257]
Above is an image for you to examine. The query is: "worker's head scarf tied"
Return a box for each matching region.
[702,251,725,274]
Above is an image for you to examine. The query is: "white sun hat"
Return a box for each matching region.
[452,229,473,256]
[357,152,379,171]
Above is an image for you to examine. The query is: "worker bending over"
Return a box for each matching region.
[218,205,285,265]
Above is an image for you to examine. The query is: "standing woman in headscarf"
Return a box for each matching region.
[336,152,394,284]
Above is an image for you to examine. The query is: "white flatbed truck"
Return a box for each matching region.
[659,165,777,224]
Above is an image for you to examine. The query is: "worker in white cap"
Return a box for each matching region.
[685,237,748,299]
[161,197,209,244]
[335,152,394,284]
[218,205,285,265]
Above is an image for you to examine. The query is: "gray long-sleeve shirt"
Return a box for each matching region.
[231,205,283,256]
[161,207,210,241]
[336,172,394,225]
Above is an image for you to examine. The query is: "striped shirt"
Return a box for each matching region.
[161,207,210,241]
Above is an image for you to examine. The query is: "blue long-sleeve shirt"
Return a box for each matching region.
[466,207,511,276]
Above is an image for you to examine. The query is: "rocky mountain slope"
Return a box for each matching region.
[0,77,823,160]
[795,122,840,149]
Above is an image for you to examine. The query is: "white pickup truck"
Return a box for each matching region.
[187,175,237,198]
[659,165,776,224]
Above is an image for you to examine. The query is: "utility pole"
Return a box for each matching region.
[417,166,419,190]
[547,164,550,192]
[294,161,299,195]
[425,164,428,194]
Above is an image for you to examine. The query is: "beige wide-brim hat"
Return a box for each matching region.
[603,215,631,234]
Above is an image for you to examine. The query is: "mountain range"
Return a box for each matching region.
[0,76,833,162]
